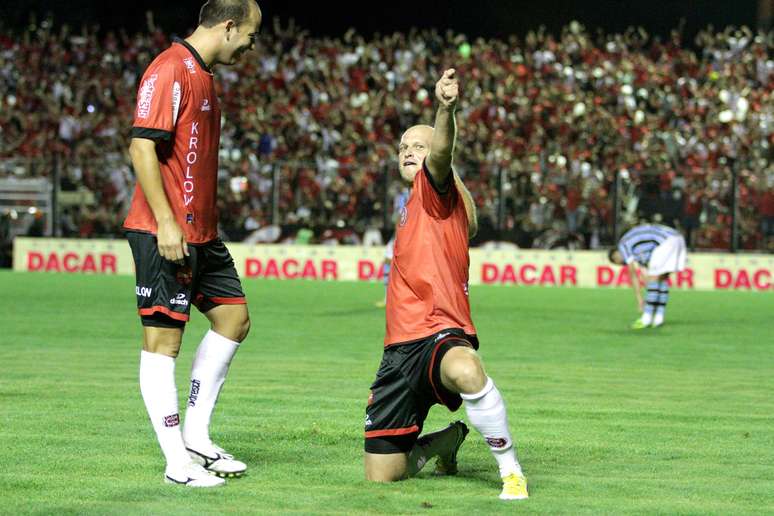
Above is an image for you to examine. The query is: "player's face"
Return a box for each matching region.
[398,127,432,184]
[223,9,262,65]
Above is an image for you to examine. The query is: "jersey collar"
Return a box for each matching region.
[173,37,213,75]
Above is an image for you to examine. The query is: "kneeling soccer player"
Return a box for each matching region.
[363,68,528,500]
[608,223,688,329]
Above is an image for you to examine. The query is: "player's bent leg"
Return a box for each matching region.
[365,452,409,482]
[440,347,528,500]
[183,303,248,477]
[439,346,487,395]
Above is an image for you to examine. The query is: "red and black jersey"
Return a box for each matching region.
[384,162,476,346]
[124,38,221,244]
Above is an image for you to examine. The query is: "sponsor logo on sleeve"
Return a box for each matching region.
[137,73,158,119]
[183,57,196,74]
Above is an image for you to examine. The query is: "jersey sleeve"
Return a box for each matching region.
[415,159,456,219]
[617,238,635,265]
[131,59,185,142]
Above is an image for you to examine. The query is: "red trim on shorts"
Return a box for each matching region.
[364,425,420,438]
[428,336,473,407]
[138,306,189,321]
[208,296,246,305]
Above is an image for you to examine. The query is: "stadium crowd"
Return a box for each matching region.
[0,14,772,251]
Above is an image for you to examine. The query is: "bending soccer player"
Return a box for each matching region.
[608,224,687,329]
[363,69,528,500]
[124,0,262,487]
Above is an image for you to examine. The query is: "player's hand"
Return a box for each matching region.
[157,217,189,264]
[435,69,459,109]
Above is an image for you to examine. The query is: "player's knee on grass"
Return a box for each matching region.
[142,326,184,358]
[440,346,487,395]
[364,452,408,482]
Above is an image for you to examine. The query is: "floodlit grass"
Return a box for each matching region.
[1,270,772,514]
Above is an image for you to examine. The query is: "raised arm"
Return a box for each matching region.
[129,137,188,263]
[425,69,459,187]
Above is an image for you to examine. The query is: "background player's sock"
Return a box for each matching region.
[139,350,191,469]
[183,330,240,448]
[461,378,523,478]
[642,280,660,325]
[654,280,670,325]
[407,422,463,476]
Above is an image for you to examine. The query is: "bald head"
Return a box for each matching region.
[199,0,260,28]
[402,125,434,143]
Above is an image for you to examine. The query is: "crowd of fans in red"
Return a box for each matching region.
[1,14,772,251]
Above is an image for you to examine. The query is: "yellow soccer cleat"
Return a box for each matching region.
[631,317,649,330]
[499,472,528,500]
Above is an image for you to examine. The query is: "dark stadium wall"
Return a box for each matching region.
[2,0,760,38]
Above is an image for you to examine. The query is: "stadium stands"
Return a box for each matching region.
[0,16,772,251]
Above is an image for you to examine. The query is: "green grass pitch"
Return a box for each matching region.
[1,270,772,514]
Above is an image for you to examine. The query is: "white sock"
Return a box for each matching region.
[139,351,191,469]
[461,378,523,478]
[183,330,240,448]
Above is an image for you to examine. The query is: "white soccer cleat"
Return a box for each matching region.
[164,462,225,487]
[652,315,664,327]
[187,443,247,478]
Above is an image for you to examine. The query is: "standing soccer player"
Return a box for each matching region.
[608,223,688,329]
[123,0,262,487]
[363,69,528,500]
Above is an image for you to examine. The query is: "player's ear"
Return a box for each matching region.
[224,19,236,40]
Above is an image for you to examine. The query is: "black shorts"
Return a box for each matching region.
[364,329,479,454]
[126,231,246,328]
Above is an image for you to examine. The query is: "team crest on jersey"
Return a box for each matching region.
[137,73,158,119]
[201,99,211,112]
[399,206,408,226]
[183,57,196,74]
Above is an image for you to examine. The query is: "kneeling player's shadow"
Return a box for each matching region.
[419,465,497,488]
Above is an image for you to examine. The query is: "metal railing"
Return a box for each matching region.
[0,156,771,254]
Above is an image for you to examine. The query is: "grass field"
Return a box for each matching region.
[1,270,773,515]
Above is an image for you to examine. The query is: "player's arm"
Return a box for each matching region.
[627,261,644,311]
[425,69,459,188]
[128,137,188,263]
[453,173,478,239]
